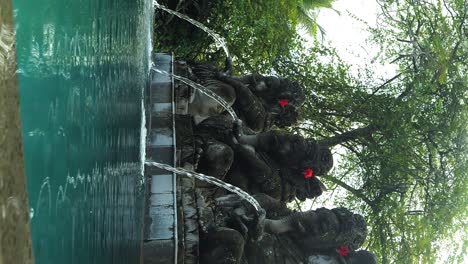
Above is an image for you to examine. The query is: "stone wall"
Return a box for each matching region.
[0,1,34,263]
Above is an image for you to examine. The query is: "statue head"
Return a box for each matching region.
[294,177,325,201]
[274,104,300,128]
[330,208,368,251]
[251,77,305,106]
[258,132,333,174]
[294,143,333,199]
[286,207,368,252]
[306,250,377,264]
[296,142,333,177]
[256,131,333,200]
[251,76,304,128]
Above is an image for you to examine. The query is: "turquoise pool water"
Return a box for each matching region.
[12,0,153,263]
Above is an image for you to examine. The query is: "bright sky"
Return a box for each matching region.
[300,1,464,262]
[313,0,397,81]
[297,0,395,211]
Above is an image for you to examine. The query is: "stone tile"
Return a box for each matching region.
[147,213,174,240]
[146,146,173,164]
[143,240,174,264]
[151,174,174,194]
[150,82,172,103]
[152,53,172,64]
[150,113,173,129]
[148,128,173,147]
[144,164,171,176]
[152,71,171,84]
[151,102,172,113]
[149,193,174,207]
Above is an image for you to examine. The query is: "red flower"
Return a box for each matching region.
[278,99,289,108]
[338,246,349,256]
[303,168,314,179]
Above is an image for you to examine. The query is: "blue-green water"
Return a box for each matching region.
[13,0,153,263]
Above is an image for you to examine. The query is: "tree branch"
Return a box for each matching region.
[321,175,375,207]
[318,125,378,147]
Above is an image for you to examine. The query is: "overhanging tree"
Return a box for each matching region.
[154,0,467,262]
[274,0,467,263]
[154,0,334,72]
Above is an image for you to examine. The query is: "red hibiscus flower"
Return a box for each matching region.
[338,246,349,256]
[278,99,289,108]
[303,168,313,179]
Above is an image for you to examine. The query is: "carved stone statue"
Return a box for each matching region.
[198,193,375,264]
[193,118,333,202]
[236,130,333,175]
[307,251,377,264]
[187,62,304,132]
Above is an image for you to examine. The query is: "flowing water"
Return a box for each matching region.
[151,67,239,121]
[149,5,263,215]
[12,0,257,261]
[144,161,262,213]
[153,1,230,58]
[13,0,153,263]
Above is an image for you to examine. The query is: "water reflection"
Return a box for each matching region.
[13,0,153,263]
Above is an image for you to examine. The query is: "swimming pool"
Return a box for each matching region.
[13,0,153,262]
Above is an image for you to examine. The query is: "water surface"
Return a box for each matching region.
[13,0,153,263]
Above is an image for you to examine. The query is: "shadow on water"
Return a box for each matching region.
[12,0,153,263]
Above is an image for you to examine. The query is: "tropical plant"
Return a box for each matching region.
[296,0,336,36]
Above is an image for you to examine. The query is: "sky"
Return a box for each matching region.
[298,0,393,210]
[302,1,465,262]
[312,0,397,81]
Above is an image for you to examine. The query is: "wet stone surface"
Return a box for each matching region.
[0,1,33,263]
[142,53,177,263]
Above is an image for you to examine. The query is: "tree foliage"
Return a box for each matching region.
[275,1,467,263]
[154,0,333,72]
[154,0,467,263]
[296,0,336,36]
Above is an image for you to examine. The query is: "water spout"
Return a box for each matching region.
[151,67,239,121]
[153,1,230,58]
[145,160,262,213]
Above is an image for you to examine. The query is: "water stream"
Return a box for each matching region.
[149,3,265,214]
[151,67,238,120]
[147,68,263,213]
[145,161,262,213]
[13,0,259,261]
[153,1,230,58]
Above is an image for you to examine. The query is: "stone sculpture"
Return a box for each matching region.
[193,118,333,202]
[198,193,375,264]
[187,62,304,132]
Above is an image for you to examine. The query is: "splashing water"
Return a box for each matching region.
[151,67,239,121]
[145,160,262,213]
[153,1,230,58]
[35,177,52,217]
[139,98,147,186]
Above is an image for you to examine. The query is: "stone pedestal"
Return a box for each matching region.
[143,53,178,264]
